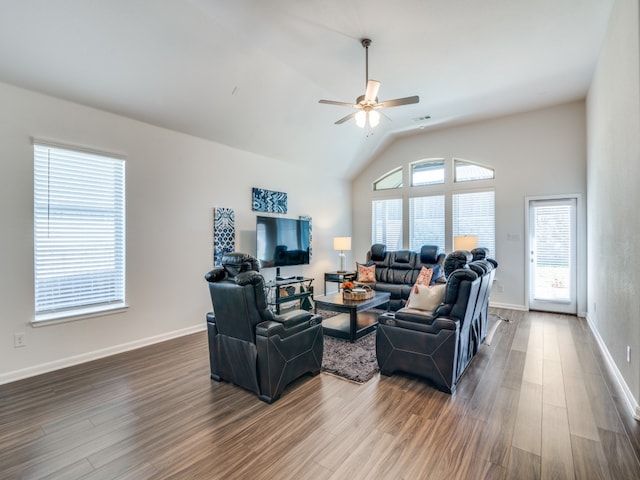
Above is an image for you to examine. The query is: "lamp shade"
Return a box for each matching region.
[333,237,352,251]
[453,235,478,251]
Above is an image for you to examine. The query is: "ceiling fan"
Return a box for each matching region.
[319,38,419,129]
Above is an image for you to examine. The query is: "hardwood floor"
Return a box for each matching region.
[1,309,639,479]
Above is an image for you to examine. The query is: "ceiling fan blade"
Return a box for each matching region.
[335,111,358,125]
[319,99,356,107]
[364,80,380,103]
[378,95,420,108]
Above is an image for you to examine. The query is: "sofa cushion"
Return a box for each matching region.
[356,262,376,283]
[406,284,446,312]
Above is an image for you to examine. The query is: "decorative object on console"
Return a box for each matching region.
[333,236,351,272]
[453,235,478,251]
[252,187,287,213]
[213,207,235,266]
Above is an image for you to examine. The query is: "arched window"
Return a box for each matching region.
[373,167,403,190]
[454,158,495,182]
[411,158,445,186]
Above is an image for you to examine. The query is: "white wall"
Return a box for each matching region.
[587,0,640,413]
[352,101,587,312]
[0,82,351,383]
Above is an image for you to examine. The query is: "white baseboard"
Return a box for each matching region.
[585,313,640,421]
[0,324,207,386]
[489,301,527,311]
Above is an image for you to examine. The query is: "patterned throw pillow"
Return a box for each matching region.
[405,266,433,308]
[357,263,376,283]
[406,284,446,311]
[413,266,433,293]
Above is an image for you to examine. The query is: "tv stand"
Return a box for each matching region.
[266,277,314,314]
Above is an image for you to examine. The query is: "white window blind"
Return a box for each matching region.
[452,190,495,255]
[409,195,445,252]
[372,198,403,249]
[34,143,125,319]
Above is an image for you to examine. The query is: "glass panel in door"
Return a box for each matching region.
[528,198,577,314]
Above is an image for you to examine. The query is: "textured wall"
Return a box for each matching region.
[586,0,640,408]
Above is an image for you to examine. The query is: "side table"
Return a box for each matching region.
[323,270,356,295]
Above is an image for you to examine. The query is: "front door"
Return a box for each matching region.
[527,197,577,314]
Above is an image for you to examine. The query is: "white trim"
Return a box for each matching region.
[31,136,127,160]
[0,324,206,386]
[585,313,640,421]
[33,304,129,326]
[524,193,583,314]
[489,301,527,311]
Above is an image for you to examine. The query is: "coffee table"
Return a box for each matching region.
[314,291,391,343]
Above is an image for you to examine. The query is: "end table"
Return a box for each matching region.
[323,270,356,295]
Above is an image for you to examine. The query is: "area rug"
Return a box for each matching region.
[322,333,379,384]
[317,309,379,384]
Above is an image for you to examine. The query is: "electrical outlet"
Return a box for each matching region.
[13,332,26,348]
[627,346,631,363]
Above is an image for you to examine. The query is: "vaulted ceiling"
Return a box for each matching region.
[0,0,613,178]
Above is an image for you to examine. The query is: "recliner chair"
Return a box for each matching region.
[204,253,323,403]
[376,250,482,393]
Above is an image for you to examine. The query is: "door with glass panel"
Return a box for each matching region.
[528,198,577,314]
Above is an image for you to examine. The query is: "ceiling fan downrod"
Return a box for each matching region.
[362,38,372,87]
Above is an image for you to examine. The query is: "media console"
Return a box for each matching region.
[265,277,314,314]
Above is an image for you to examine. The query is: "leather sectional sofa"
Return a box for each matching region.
[362,244,446,311]
[375,248,498,393]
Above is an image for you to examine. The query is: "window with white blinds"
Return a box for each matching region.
[372,198,403,250]
[34,143,125,320]
[452,190,495,255]
[409,195,445,252]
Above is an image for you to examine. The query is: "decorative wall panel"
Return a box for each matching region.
[213,207,235,266]
[252,187,287,213]
[300,215,312,260]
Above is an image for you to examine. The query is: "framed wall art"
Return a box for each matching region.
[213,207,235,266]
[252,187,287,214]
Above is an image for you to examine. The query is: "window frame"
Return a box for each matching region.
[33,140,127,324]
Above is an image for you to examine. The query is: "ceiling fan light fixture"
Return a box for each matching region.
[355,110,367,128]
[369,109,381,127]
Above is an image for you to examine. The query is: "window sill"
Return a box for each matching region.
[32,304,129,327]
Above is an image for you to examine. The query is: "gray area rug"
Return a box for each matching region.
[321,333,378,384]
[317,309,379,384]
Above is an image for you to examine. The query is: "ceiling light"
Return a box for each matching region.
[355,108,380,129]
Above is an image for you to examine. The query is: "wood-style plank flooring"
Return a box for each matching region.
[1,309,639,479]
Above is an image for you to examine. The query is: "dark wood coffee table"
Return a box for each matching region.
[314,291,391,342]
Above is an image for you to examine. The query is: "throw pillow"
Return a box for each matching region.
[413,266,433,293]
[357,262,376,283]
[406,284,446,312]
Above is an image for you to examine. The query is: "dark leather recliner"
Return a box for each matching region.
[468,252,498,353]
[376,250,484,393]
[204,253,323,403]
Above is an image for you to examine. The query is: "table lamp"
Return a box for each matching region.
[333,236,351,273]
[453,235,478,251]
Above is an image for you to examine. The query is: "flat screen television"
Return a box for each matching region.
[256,216,310,268]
